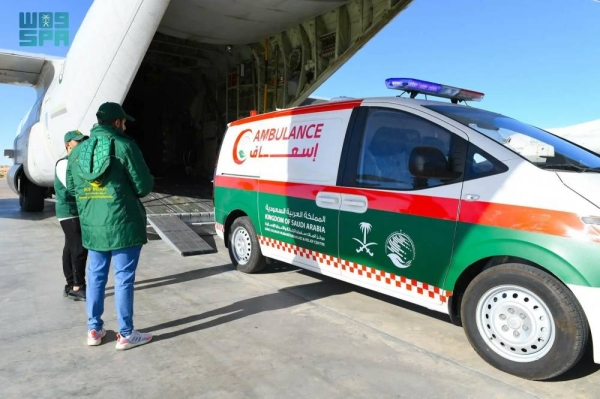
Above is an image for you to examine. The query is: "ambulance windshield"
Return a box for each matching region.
[425,105,600,172]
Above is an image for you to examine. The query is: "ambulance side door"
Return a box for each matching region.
[336,104,470,306]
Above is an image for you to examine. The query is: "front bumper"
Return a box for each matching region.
[568,284,600,364]
[215,222,225,241]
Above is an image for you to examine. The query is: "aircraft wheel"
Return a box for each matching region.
[20,173,46,212]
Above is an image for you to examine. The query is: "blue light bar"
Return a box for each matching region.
[385,78,484,102]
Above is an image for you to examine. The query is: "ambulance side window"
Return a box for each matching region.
[345,107,463,191]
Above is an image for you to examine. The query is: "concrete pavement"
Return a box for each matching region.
[0,182,599,398]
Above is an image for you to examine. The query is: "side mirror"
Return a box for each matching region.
[409,146,461,180]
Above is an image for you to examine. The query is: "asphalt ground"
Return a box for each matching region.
[0,183,598,398]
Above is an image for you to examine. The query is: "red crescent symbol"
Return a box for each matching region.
[232,129,252,165]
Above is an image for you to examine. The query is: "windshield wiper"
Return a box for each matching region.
[536,164,586,172]
[538,164,600,173]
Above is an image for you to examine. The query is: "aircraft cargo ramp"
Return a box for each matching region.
[142,179,216,256]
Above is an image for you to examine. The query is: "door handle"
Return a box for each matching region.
[319,198,337,204]
[463,194,480,201]
[341,194,368,214]
[344,199,366,207]
[316,192,341,210]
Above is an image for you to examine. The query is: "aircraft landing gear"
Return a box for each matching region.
[19,173,46,212]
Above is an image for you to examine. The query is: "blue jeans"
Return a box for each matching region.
[87,245,142,336]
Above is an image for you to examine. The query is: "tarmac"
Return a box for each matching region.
[0,182,599,398]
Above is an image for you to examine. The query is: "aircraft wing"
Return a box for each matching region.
[0,49,63,86]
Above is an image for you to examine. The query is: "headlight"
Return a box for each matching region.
[582,217,600,225]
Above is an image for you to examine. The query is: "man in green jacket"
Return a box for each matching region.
[67,102,154,350]
[55,130,88,301]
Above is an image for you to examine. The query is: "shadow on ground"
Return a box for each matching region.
[100,258,599,381]
[141,280,352,341]
[105,263,233,297]
[0,198,56,221]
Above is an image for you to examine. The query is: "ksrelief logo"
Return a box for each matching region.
[89,179,104,188]
[385,230,416,269]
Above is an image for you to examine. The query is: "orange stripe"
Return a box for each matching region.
[460,202,600,243]
[215,175,258,191]
[229,99,363,127]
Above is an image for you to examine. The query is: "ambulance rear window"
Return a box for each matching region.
[425,105,600,171]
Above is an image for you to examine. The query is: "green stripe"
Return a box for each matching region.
[447,223,600,289]
[214,186,259,230]
[258,193,338,254]
[338,207,455,289]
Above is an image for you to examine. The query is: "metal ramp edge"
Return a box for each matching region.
[147,214,215,257]
[147,212,214,224]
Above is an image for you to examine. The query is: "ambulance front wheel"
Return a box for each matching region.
[461,263,589,381]
[228,216,267,274]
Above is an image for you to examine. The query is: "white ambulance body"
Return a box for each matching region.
[214,78,600,381]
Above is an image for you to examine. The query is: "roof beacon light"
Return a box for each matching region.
[385,78,484,103]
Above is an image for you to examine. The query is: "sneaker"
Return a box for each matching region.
[115,330,152,350]
[63,285,71,298]
[67,287,86,301]
[87,328,106,346]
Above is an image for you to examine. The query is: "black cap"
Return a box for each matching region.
[96,102,135,122]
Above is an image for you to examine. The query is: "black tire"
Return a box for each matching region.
[461,263,589,381]
[227,216,267,273]
[20,174,46,212]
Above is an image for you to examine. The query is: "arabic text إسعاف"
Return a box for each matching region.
[250,143,320,161]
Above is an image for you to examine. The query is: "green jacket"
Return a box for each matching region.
[54,156,79,219]
[67,124,154,251]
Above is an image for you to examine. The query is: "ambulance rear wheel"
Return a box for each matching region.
[228,217,267,274]
[461,263,588,381]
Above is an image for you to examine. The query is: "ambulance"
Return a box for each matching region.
[213,78,600,380]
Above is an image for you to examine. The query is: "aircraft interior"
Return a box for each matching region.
[121,0,411,189]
